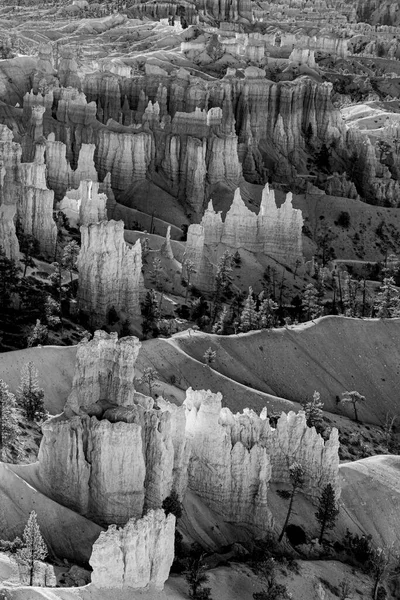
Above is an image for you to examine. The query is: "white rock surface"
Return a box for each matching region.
[90,509,175,590]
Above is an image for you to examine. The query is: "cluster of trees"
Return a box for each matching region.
[0,226,80,349]
[0,361,46,461]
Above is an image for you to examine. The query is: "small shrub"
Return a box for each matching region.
[336,211,351,228]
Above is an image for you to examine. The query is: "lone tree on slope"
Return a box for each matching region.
[340,390,366,422]
[278,462,305,543]
[139,367,158,398]
[17,361,46,422]
[17,510,48,586]
[315,483,339,544]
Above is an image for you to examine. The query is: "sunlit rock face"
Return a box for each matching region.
[58,179,107,228]
[185,184,304,291]
[77,220,144,328]
[37,335,339,534]
[90,510,175,590]
[0,125,56,258]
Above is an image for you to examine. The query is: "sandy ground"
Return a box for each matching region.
[0,463,102,564]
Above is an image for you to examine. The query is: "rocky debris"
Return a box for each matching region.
[186,184,303,291]
[77,220,144,328]
[90,509,175,590]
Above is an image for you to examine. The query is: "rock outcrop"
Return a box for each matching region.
[0,125,21,258]
[18,143,57,257]
[58,179,107,227]
[37,332,339,537]
[185,184,303,291]
[185,388,340,521]
[90,510,175,590]
[38,332,188,525]
[77,220,144,327]
[0,124,56,258]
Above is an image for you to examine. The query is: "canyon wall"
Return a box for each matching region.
[77,220,144,328]
[90,510,175,590]
[185,184,304,291]
[17,67,348,216]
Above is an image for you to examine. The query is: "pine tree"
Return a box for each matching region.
[302,283,323,320]
[258,292,278,329]
[17,511,48,586]
[213,251,233,321]
[203,347,216,366]
[185,551,213,599]
[302,391,324,429]
[27,319,48,347]
[0,379,21,462]
[278,462,305,543]
[141,289,159,338]
[139,367,158,398]
[17,362,46,422]
[19,233,39,278]
[61,240,80,285]
[212,306,229,334]
[44,295,61,327]
[340,390,366,423]
[315,483,339,544]
[0,245,21,311]
[374,277,400,318]
[239,287,258,332]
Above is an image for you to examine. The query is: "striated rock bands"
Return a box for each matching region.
[77,220,144,328]
[186,184,303,291]
[37,333,339,537]
[89,510,175,590]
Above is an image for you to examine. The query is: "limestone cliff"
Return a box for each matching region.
[185,184,303,291]
[77,220,144,328]
[90,510,175,590]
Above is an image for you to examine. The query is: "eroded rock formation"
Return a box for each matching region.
[77,220,144,327]
[0,124,56,258]
[90,509,175,590]
[185,184,303,291]
[37,332,339,538]
[58,179,107,227]
[38,332,188,525]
